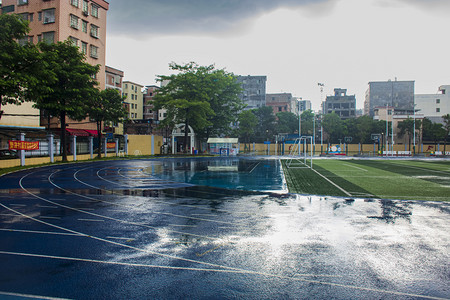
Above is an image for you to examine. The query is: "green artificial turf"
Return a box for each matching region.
[282,159,450,201]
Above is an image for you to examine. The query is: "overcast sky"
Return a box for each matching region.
[105,0,450,111]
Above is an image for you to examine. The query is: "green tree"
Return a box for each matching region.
[300,110,314,136]
[322,112,344,144]
[442,114,450,154]
[153,62,242,152]
[422,118,446,148]
[35,40,99,162]
[253,106,276,142]
[276,111,298,134]
[397,118,422,152]
[237,110,257,152]
[0,14,44,107]
[86,88,127,158]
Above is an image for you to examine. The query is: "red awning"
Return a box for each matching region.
[66,128,90,136]
[84,129,99,136]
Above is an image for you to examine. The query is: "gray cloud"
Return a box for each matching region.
[106,0,337,37]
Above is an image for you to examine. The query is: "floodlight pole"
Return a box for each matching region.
[298,98,302,155]
[313,111,316,156]
[386,104,388,157]
[413,103,416,156]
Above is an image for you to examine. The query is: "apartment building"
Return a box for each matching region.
[323,88,356,119]
[123,81,143,120]
[415,85,450,124]
[365,80,414,117]
[236,75,267,110]
[2,0,109,89]
[143,85,159,121]
[266,93,292,115]
[105,66,124,92]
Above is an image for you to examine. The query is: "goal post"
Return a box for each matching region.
[286,136,313,169]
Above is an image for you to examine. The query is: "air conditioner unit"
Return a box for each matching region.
[70,24,78,29]
[82,10,89,16]
[44,17,50,23]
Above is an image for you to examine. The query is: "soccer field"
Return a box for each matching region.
[282,159,450,201]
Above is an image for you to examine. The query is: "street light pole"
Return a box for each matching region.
[298,99,302,155]
[413,103,416,156]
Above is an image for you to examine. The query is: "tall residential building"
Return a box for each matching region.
[123,81,143,120]
[236,75,267,110]
[2,0,109,90]
[266,93,292,115]
[415,85,450,124]
[323,88,356,119]
[365,80,414,117]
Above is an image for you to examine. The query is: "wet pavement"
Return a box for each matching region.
[0,158,448,299]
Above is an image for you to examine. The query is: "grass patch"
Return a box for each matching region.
[282,159,450,201]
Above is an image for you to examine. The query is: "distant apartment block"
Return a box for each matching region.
[236,76,267,110]
[123,81,143,120]
[415,85,450,124]
[143,85,159,121]
[365,80,414,117]
[266,93,292,115]
[296,98,312,114]
[105,66,124,92]
[323,88,356,119]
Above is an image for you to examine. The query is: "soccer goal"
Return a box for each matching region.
[286,136,313,169]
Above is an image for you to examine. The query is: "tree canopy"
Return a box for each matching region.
[0,14,44,106]
[153,62,243,150]
[34,40,99,161]
[86,88,127,158]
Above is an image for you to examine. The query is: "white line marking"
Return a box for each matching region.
[343,163,368,172]
[39,216,61,220]
[0,228,82,236]
[9,204,26,207]
[106,236,135,241]
[37,205,58,209]
[0,250,445,300]
[0,290,70,300]
[0,214,24,217]
[311,168,352,197]
[78,218,104,222]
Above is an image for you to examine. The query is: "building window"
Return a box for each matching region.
[2,5,15,13]
[19,13,29,21]
[18,0,28,6]
[43,9,55,24]
[91,4,99,18]
[70,14,79,29]
[38,12,42,21]
[37,34,42,42]
[436,99,440,104]
[69,36,78,47]
[90,24,99,38]
[82,0,89,15]
[42,31,55,44]
[90,45,98,58]
[436,108,440,113]
[81,42,87,55]
[82,20,88,33]
[71,0,79,7]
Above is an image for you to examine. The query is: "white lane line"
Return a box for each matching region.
[0,250,445,300]
[106,236,135,241]
[9,204,27,207]
[342,163,368,172]
[0,228,82,236]
[37,205,59,209]
[311,168,352,197]
[39,216,62,220]
[191,213,216,217]
[78,218,104,222]
[0,290,70,300]
[0,214,24,217]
